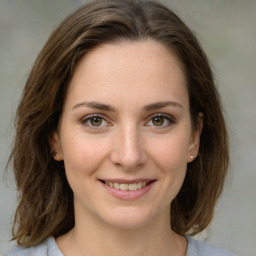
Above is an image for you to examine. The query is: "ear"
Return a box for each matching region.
[187,112,203,163]
[48,131,63,161]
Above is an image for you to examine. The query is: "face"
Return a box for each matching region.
[50,40,202,230]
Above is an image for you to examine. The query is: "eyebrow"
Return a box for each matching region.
[71,100,182,111]
[72,101,116,111]
[143,101,183,111]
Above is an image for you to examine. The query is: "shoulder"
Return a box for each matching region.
[186,236,238,256]
[4,237,63,256]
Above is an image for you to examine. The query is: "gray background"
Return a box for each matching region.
[1,0,255,255]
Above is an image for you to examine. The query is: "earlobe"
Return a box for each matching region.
[187,112,204,163]
[49,131,63,161]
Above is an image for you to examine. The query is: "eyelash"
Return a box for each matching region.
[146,113,176,128]
[80,113,176,129]
[81,114,110,129]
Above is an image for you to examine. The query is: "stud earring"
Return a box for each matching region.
[190,154,194,159]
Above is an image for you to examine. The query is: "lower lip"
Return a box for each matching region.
[100,181,155,200]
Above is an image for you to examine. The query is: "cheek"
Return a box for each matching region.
[151,132,190,168]
[149,131,190,191]
[60,133,111,200]
[60,131,110,177]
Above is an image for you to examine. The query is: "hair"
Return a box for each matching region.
[9,0,229,247]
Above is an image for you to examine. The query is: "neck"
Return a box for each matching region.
[56,205,187,256]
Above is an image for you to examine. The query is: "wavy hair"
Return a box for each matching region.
[9,0,229,247]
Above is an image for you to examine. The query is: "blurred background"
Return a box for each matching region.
[0,0,255,255]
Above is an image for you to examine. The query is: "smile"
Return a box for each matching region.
[100,179,156,200]
[103,181,150,191]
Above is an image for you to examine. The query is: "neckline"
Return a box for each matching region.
[48,236,192,256]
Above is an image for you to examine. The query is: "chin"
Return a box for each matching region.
[102,207,156,230]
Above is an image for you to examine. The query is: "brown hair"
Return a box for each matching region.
[9,0,229,247]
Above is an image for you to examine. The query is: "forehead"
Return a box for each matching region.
[65,40,188,110]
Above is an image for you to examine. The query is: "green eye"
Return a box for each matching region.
[146,114,175,127]
[90,117,103,126]
[152,116,164,126]
[82,114,109,129]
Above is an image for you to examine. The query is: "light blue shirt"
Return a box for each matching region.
[5,236,238,256]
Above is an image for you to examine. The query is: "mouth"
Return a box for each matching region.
[100,180,152,191]
[99,179,156,200]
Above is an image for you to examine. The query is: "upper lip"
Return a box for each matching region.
[99,178,155,184]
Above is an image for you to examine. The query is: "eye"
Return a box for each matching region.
[81,114,109,128]
[146,114,175,127]
[152,116,165,126]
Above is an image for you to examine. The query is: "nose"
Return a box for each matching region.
[109,125,147,171]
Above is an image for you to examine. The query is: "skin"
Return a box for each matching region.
[50,40,203,256]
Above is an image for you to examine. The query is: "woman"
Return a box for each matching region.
[6,0,237,255]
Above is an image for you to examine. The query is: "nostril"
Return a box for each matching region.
[108,133,148,171]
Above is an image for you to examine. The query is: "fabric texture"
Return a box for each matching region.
[5,236,238,256]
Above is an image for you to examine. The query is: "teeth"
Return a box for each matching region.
[128,183,137,191]
[120,184,129,190]
[137,182,142,189]
[105,181,149,191]
[114,182,120,189]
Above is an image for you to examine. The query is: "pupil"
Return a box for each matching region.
[91,117,102,126]
[153,116,164,126]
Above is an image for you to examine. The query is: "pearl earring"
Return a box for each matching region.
[190,155,194,159]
